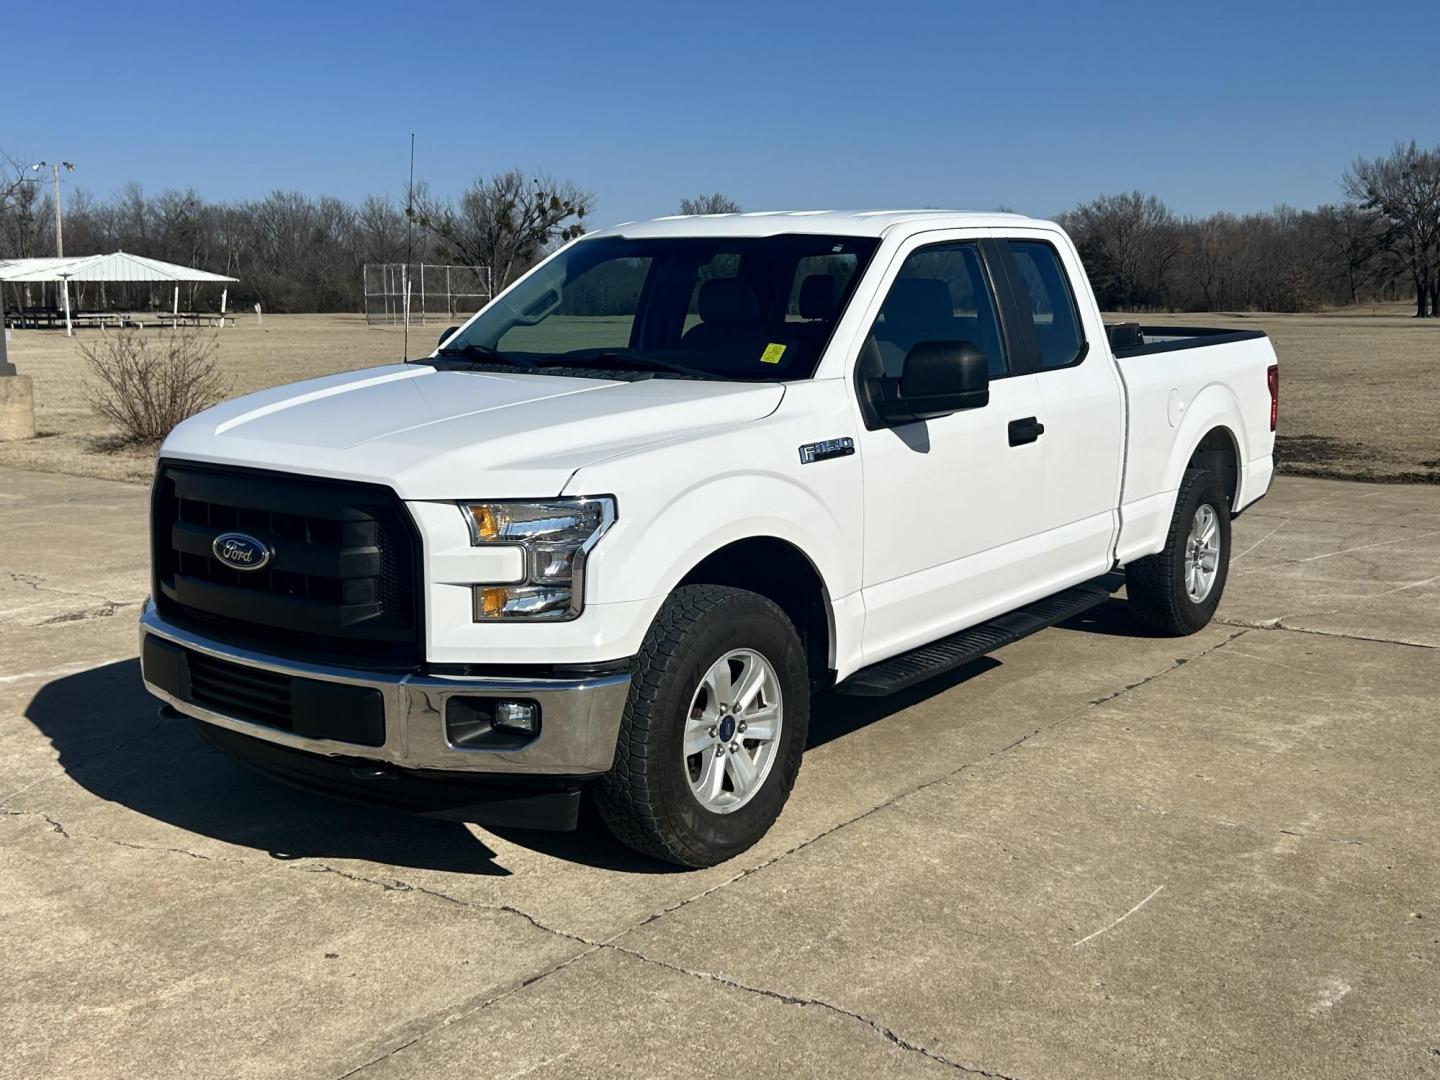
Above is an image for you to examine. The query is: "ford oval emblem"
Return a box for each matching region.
[212,532,272,572]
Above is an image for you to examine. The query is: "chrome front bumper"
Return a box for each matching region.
[138,602,631,775]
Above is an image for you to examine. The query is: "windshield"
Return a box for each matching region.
[439,233,880,381]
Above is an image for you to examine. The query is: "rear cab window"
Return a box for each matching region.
[1005,240,1086,369]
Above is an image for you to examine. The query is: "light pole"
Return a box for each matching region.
[31,161,76,258]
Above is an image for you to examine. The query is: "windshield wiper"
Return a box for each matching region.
[540,350,714,380]
[433,342,536,369]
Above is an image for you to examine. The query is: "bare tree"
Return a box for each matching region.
[0,150,50,259]
[1057,192,1179,310]
[679,193,741,215]
[411,170,593,291]
[1344,142,1440,317]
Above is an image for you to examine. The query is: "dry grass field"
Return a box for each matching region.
[1,307,1436,485]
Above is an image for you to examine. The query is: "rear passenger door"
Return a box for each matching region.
[991,233,1126,581]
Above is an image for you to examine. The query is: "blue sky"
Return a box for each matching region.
[6,0,1437,226]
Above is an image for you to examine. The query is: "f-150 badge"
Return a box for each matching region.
[798,437,855,464]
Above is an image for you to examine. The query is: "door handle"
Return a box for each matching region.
[1008,417,1045,446]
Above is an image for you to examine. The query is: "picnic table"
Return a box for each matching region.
[5,307,63,329]
[157,312,235,328]
[71,312,143,329]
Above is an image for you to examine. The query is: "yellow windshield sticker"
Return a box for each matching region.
[760,342,786,364]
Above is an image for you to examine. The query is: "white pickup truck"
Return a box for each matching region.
[140,211,1278,866]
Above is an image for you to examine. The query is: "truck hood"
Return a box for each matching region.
[161,364,785,499]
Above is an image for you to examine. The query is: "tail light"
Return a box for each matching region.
[1266,364,1279,432]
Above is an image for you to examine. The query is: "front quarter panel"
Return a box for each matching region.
[564,379,865,661]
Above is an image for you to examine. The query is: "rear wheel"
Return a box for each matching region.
[595,585,809,868]
[1126,468,1231,636]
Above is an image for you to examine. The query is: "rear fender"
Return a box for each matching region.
[1117,383,1248,565]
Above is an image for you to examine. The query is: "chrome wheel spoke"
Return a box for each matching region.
[702,657,734,710]
[683,720,715,757]
[741,705,779,742]
[697,749,727,802]
[732,658,767,711]
[725,745,759,793]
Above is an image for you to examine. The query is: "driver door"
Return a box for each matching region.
[854,236,1047,663]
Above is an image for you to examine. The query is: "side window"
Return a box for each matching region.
[867,243,1006,377]
[1008,240,1085,369]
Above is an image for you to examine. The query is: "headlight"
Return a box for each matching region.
[461,497,616,621]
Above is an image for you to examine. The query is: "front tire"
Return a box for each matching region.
[1126,468,1232,636]
[595,585,809,868]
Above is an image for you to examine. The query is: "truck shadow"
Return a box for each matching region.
[23,660,515,877]
[1055,596,1172,638]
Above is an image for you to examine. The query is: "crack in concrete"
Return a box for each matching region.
[603,943,1028,1079]
[2,570,145,624]
[2,806,232,859]
[1277,828,1367,847]
[1215,616,1438,651]
[39,599,143,624]
[2,806,72,837]
[330,948,604,1080]
[1086,629,1248,707]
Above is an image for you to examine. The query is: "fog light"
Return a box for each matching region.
[494,700,540,735]
[446,697,541,748]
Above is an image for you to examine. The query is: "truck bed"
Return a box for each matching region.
[1106,323,1267,358]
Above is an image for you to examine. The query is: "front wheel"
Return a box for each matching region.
[595,585,809,867]
[1125,468,1232,636]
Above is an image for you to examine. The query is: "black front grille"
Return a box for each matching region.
[188,650,293,728]
[152,461,423,668]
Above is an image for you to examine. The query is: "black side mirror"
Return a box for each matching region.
[874,341,990,424]
[438,325,460,347]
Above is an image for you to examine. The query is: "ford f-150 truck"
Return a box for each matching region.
[140,211,1278,866]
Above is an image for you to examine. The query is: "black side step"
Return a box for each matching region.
[835,578,1118,697]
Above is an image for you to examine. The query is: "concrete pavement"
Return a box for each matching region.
[1,468,1437,1079]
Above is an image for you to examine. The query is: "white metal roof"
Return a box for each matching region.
[597,209,1044,240]
[0,252,237,283]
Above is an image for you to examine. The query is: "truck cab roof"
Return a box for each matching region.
[596,209,1050,240]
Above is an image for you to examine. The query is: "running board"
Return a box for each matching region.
[834,578,1118,697]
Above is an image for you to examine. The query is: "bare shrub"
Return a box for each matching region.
[83,330,228,445]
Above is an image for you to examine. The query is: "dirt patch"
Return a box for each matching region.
[1276,434,1370,465]
[1276,435,1440,484]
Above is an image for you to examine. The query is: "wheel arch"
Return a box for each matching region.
[676,536,835,682]
[1188,424,1241,511]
